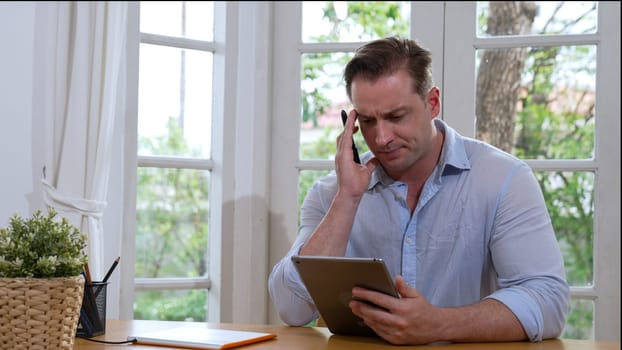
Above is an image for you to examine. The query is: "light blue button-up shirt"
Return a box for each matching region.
[268,119,569,341]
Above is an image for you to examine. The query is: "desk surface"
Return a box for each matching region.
[74,320,619,350]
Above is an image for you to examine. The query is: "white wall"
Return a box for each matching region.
[0,2,124,319]
[0,2,42,223]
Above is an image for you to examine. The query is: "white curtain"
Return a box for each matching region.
[40,1,128,280]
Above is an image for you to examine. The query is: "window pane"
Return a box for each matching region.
[140,1,214,41]
[135,167,209,279]
[138,44,213,158]
[562,299,594,340]
[134,289,208,321]
[300,51,349,160]
[476,1,597,37]
[300,52,371,160]
[299,3,410,159]
[302,1,410,42]
[475,45,595,159]
[536,171,594,287]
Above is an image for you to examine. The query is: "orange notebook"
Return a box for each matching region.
[129,324,277,349]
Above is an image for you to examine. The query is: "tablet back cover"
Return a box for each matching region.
[291,255,398,337]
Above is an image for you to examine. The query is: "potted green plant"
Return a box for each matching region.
[0,208,88,350]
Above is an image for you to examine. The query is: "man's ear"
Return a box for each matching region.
[426,87,441,117]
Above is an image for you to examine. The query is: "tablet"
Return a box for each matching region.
[291,255,399,337]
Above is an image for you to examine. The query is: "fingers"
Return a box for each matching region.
[337,121,357,168]
[395,275,419,298]
[343,109,357,136]
[339,110,365,165]
[338,110,356,149]
[349,297,403,342]
[351,285,398,313]
[349,298,392,324]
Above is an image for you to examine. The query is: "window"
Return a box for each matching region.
[271,1,620,341]
[133,1,215,321]
[444,2,619,340]
[123,2,273,324]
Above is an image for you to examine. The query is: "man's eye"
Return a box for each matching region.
[359,119,375,125]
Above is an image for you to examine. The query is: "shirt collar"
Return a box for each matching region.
[434,119,471,177]
[366,119,471,190]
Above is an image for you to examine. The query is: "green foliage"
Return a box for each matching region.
[515,97,594,160]
[563,299,594,340]
[302,53,338,126]
[513,44,596,294]
[0,208,87,278]
[536,171,594,286]
[299,124,369,161]
[298,126,369,209]
[136,119,208,279]
[321,2,409,39]
[134,290,207,321]
[134,116,209,319]
[301,2,409,126]
[139,118,196,157]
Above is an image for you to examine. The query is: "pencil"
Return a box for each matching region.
[102,256,120,283]
[83,262,93,284]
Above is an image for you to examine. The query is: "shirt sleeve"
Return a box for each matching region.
[485,162,570,341]
[268,176,336,326]
[268,250,320,326]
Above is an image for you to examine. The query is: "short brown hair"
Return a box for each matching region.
[344,36,434,100]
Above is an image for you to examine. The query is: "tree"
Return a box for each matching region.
[476,1,536,152]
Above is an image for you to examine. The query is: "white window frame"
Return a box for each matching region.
[269,1,620,341]
[121,2,274,324]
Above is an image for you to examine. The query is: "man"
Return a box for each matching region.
[268,36,569,345]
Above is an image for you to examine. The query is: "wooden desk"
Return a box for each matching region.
[74,320,619,350]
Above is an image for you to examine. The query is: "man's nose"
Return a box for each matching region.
[375,121,393,146]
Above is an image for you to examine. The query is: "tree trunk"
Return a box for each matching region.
[475,2,536,153]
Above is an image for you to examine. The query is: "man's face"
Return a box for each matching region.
[351,69,440,178]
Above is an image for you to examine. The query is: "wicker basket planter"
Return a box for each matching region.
[0,275,84,350]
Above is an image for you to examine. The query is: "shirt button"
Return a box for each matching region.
[405,237,412,244]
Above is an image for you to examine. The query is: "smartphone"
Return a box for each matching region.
[341,110,361,164]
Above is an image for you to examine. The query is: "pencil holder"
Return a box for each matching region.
[76,281,108,337]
